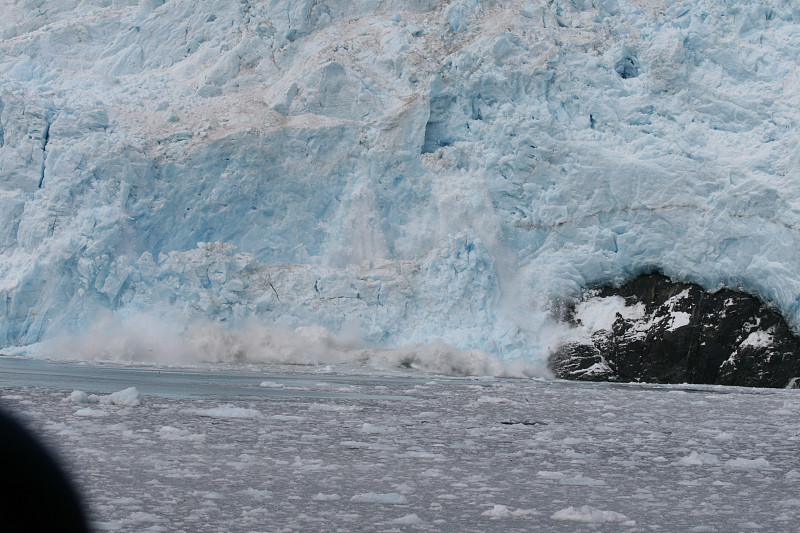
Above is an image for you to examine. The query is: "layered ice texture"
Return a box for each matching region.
[1,0,799,367]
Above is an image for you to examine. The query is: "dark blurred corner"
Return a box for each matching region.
[0,408,91,532]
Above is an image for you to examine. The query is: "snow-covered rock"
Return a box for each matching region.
[550,273,800,387]
[1,1,799,369]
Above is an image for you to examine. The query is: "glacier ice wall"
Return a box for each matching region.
[1,0,799,365]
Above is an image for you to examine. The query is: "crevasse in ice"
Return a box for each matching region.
[1,0,798,364]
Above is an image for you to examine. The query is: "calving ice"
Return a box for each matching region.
[1,0,798,373]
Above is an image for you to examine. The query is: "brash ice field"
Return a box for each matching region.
[2,358,800,532]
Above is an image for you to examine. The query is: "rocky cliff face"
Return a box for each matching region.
[549,273,800,388]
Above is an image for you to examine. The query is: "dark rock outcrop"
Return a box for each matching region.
[549,273,800,388]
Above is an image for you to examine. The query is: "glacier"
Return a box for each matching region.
[1,0,799,368]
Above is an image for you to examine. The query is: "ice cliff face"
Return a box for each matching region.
[1,0,799,366]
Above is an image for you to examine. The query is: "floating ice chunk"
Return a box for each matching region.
[123,511,164,524]
[559,475,606,486]
[269,415,306,422]
[481,505,537,519]
[726,457,771,470]
[108,497,141,506]
[350,492,408,504]
[391,513,423,524]
[785,469,800,480]
[64,390,89,404]
[308,404,362,412]
[74,408,108,418]
[312,493,341,501]
[100,387,142,407]
[360,422,397,434]
[536,471,566,480]
[157,426,205,442]
[240,507,269,519]
[475,396,516,405]
[259,381,284,388]
[340,440,372,449]
[91,521,123,531]
[551,505,634,525]
[678,451,720,466]
[239,488,272,500]
[737,523,763,531]
[189,406,262,418]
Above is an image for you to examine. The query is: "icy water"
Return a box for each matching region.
[1,358,799,532]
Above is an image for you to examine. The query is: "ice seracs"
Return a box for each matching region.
[1,0,799,370]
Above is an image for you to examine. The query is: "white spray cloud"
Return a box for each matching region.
[39,312,550,378]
